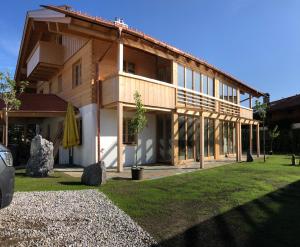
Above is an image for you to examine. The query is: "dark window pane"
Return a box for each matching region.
[204,118,209,157]
[187,117,194,159]
[219,82,223,100]
[179,116,186,160]
[209,119,215,156]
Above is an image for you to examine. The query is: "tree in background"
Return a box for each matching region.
[253,100,268,162]
[0,72,28,146]
[129,91,147,167]
[269,125,280,154]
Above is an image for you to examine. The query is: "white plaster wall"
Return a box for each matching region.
[40,103,97,166]
[72,103,97,166]
[100,109,157,168]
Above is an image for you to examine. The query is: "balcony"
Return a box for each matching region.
[102,72,176,110]
[102,73,253,119]
[26,41,64,81]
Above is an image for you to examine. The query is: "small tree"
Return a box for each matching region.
[129,91,147,168]
[269,125,280,154]
[253,100,267,162]
[0,71,28,146]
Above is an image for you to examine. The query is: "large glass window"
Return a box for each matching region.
[204,118,215,157]
[204,118,209,157]
[194,72,201,92]
[186,68,193,90]
[208,77,214,96]
[228,86,232,102]
[224,84,228,101]
[220,121,236,155]
[219,82,223,100]
[233,88,237,104]
[187,117,194,159]
[202,75,208,95]
[179,116,186,160]
[178,65,185,88]
[195,119,200,161]
[219,122,224,155]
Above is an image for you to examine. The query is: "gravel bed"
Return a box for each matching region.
[0,190,156,247]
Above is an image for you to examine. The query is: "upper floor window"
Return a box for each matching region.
[123,61,135,74]
[177,64,185,87]
[219,80,237,104]
[202,75,208,94]
[58,75,62,93]
[194,72,201,92]
[186,68,193,90]
[72,60,82,88]
[208,77,214,96]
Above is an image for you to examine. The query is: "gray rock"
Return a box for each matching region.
[247,150,254,162]
[81,161,106,186]
[26,135,54,177]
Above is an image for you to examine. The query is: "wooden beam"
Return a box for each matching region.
[117,102,123,172]
[256,124,260,157]
[199,114,204,168]
[171,112,178,166]
[249,124,253,154]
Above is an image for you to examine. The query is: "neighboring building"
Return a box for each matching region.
[268,94,300,153]
[11,5,264,170]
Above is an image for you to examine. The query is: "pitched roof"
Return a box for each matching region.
[270,94,300,111]
[0,93,69,112]
[40,5,264,97]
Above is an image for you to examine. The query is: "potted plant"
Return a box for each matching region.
[129,91,147,180]
[269,125,280,155]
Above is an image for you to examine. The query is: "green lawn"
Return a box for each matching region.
[15,169,94,191]
[100,155,300,247]
[14,156,300,246]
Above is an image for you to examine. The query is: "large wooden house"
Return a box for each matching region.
[12,5,264,170]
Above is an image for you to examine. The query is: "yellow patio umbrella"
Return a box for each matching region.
[63,103,80,164]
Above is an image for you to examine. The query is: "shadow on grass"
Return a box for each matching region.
[111,177,132,181]
[153,180,300,247]
[15,173,60,179]
[59,181,84,186]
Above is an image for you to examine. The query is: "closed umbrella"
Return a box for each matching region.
[63,103,80,165]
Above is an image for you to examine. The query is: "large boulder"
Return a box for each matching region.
[81,162,106,186]
[26,135,54,177]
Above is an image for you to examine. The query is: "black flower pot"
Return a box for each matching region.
[131,167,144,180]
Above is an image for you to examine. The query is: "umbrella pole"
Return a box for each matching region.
[69,147,74,166]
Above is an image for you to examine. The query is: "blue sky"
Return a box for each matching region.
[1,0,300,101]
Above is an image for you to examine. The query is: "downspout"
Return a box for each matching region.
[96,27,122,162]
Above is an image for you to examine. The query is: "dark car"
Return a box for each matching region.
[0,144,14,209]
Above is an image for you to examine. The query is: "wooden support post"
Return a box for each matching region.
[249,124,253,154]
[171,112,178,166]
[199,114,204,168]
[118,41,123,73]
[236,121,241,162]
[117,102,123,172]
[214,119,220,160]
[256,124,260,157]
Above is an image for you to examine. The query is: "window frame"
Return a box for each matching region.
[123,118,137,145]
[72,59,82,88]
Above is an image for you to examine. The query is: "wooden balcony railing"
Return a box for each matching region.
[26,41,64,81]
[102,72,176,109]
[102,73,253,119]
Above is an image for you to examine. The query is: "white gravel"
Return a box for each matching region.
[0,190,157,247]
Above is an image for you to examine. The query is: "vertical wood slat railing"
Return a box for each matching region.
[177,88,241,117]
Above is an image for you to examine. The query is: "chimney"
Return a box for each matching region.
[114,17,128,28]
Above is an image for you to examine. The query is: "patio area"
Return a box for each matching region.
[58,156,251,180]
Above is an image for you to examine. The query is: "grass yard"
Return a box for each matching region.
[15,169,93,191]
[100,155,300,247]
